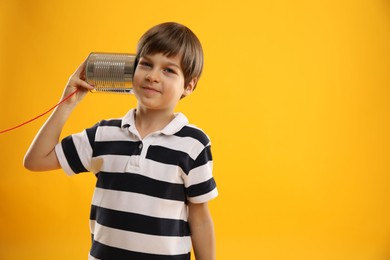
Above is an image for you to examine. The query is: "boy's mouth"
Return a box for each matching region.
[142,86,161,94]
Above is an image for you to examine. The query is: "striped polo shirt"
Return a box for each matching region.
[55,109,218,260]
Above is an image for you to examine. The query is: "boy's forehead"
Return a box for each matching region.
[142,52,183,65]
[143,50,183,59]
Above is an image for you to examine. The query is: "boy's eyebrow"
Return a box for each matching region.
[165,61,181,69]
[141,55,182,69]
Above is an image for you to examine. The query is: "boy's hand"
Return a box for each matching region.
[61,59,95,106]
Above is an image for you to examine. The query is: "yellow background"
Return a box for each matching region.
[1,0,390,259]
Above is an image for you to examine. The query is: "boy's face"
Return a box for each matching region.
[132,53,194,112]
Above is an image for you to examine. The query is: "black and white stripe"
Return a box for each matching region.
[55,109,217,259]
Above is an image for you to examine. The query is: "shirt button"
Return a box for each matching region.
[139,143,143,150]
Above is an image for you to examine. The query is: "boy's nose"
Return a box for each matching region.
[145,69,160,82]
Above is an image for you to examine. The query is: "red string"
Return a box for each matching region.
[0,89,79,134]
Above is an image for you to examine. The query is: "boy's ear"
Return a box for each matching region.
[182,78,197,97]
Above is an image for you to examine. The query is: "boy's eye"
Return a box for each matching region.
[164,68,176,74]
[139,61,152,67]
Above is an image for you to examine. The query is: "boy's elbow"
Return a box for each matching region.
[23,154,47,172]
[23,154,39,171]
[23,151,61,172]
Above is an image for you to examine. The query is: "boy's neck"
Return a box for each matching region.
[134,107,175,139]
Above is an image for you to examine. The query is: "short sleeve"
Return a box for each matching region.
[184,145,218,204]
[55,123,98,175]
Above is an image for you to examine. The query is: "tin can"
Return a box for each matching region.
[85,52,136,94]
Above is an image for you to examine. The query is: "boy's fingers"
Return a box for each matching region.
[74,78,94,91]
[70,58,88,78]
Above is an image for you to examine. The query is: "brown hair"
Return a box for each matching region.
[134,22,204,89]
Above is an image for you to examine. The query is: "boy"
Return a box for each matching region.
[24,22,218,260]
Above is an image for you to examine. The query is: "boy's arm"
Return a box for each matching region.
[188,202,216,260]
[23,60,94,171]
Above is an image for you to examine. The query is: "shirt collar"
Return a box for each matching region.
[121,108,136,129]
[121,108,189,136]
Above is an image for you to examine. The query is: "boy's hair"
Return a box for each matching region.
[134,22,204,89]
